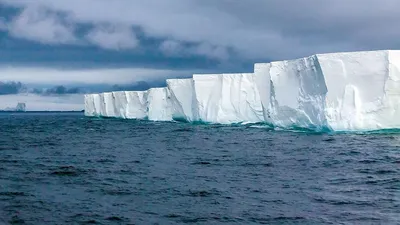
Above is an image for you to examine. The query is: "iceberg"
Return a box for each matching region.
[84,50,400,131]
[1,102,27,112]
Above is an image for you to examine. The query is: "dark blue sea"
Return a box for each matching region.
[0,112,399,224]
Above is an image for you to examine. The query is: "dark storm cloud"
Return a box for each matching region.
[38,82,164,94]
[35,85,84,95]
[109,80,165,92]
[0,81,84,95]
[1,0,400,62]
[0,81,26,95]
[0,80,168,96]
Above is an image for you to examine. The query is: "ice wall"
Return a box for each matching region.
[84,50,400,131]
[219,73,264,123]
[84,91,148,119]
[126,91,148,119]
[113,91,128,118]
[84,94,96,117]
[167,79,197,122]
[268,55,328,129]
[192,74,222,123]
[192,73,265,124]
[254,63,271,121]
[147,88,172,121]
[319,50,400,130]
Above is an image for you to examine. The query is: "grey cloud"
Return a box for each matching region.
[191,43,229,61]
[0,17,6,30]
[0,82,84,95]
[160,40,229,60]
[159,40,183,56]
[0,80,169,96]
[37,85,83,95]
[0,81,26,95]
[85,24,139,50]
[0,67,190,86]
[109,80,166,92]
[1,0,400,60]
[0,79,85,95]
[6,5,77,45]
[110,81,150,92]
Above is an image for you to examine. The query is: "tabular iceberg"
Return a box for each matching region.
[84,50,400,131]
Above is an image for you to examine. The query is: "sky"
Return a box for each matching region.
[1,0,400,110]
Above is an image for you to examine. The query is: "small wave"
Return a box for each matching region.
[0,192,27,197]
[101,189,133,196]
[96,159,115,163]
[50,166,87,177]
[313,197,376,206]
[50,171,79,176]
[166,214,243,223]
[172,127,193,132]
[0,146,19,151]
[118,169,138,175]
[0,159,19,163]
[180,217,209,223]
[323,137,335,142]
[187,189,219,198]
[248,216,307,223]
[105,216,124,221]
[8,216,25,225]
[359,159,379,164]
[358,169,397,175]
[364,178,399,185]
[240,162,273,167]
[79,220,99,224]
[191,161,212,165]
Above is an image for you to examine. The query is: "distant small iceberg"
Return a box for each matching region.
[1,102,26,112]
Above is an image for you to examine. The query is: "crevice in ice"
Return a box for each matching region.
[269,79,276,120]
[191,80,199,122]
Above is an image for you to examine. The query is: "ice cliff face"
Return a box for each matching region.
[84,50,400,131]
[166,79,197,122]
[192,73,265,124]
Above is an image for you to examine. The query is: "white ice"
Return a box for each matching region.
[84,50,400,131]
[147,88,172,121]
[167,79,197,122]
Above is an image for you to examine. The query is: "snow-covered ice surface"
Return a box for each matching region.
[84,50,400,132]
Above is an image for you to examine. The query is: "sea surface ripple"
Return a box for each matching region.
[0,112,399,224]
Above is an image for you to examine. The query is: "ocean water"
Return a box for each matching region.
[0,112,399,225]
